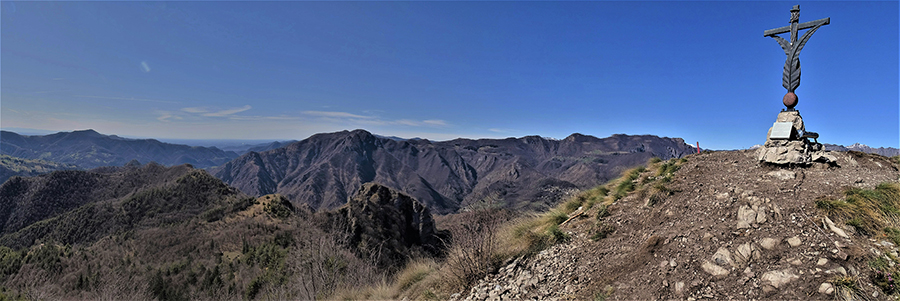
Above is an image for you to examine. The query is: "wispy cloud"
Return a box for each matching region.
[302,111,373,119]
[156,111,183,122]
[228,115,299,121]
[423,119,448,126]
[393,119,450,127]
[395,119,421,127]
[180,107,208,113]
[159,105,252,121]
[140,61,151,73]
[74,95,179,104]
[200,105,252,117]
[301,111,450,128]
[489,128,514,133]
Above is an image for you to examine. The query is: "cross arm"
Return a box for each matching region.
[763,17,830,37]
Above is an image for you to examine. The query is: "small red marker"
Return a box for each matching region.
[696,142,700,154]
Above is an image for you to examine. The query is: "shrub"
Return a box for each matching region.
[546,225,569,244]
[443,208,507,288]
[0,247,22,277]
[590,223,615,241]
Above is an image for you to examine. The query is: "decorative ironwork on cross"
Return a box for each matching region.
[764,5,829,110]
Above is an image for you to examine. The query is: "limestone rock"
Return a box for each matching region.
[713,247,733,267]
[811,152,837,163]
[823,216,850,238]
[761,269,798,288]
[734,243,760,268]
[775,111,805,134]
[767,170,796,180]
[702,261,730,277]
[787,236,802,247]
[737,205,756,229]
[755,206,767,224]
[757,140,810,165]
[760,237,780,250]
[818,283,834,295]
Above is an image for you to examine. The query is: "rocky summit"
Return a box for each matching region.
[320,182,446,270]
[454,150,899,300]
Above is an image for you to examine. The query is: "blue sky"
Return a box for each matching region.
[2,1,897,149]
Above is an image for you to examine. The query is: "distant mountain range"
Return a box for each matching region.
[823,143,900,157]
[211,129,697,214]
[0,129,239,169]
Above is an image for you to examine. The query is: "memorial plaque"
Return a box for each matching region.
[770,122,794,139]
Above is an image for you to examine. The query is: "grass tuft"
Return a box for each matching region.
[816,183,900,236]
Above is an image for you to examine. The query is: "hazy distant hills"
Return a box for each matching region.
[0,129,239,169]
[824,143,900,157]
[211,129,697,213]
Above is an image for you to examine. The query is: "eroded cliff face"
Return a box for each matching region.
[455,150,900,300]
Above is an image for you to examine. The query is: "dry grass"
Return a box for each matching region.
[816,182,900,238]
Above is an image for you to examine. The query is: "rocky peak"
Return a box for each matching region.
[329,182,444,269]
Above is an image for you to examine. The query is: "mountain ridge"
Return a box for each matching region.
[211,129,696,214]
[0,130,239,169]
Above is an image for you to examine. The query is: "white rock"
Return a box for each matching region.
[702,261,730,277]
[818,283,834,295]
[756,206,767,223]
[817,258,828,266]
[713,247,733,267]
[675,281,685,293]
[737,205,756,229]
[761,269,799,288]
[831,267,847,276]
[824,217,850,238]
[787,236,802,247]
[734,243,757,267]
[760,237,780,250]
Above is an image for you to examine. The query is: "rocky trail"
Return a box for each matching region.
[454,150,900,300]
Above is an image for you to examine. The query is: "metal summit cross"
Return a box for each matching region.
[764,5,829,111]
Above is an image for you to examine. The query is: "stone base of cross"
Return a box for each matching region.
[756,110,834,165]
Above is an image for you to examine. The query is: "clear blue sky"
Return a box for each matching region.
[2,1,897,149]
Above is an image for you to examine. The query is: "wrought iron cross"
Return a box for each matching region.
[764,5,829,110]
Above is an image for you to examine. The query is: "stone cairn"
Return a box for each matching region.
[755,5,835,166]
[756,110,834,165]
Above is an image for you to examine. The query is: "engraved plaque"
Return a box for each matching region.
[770,122,794,139]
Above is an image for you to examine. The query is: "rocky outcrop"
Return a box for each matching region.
[324,183,445,270]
